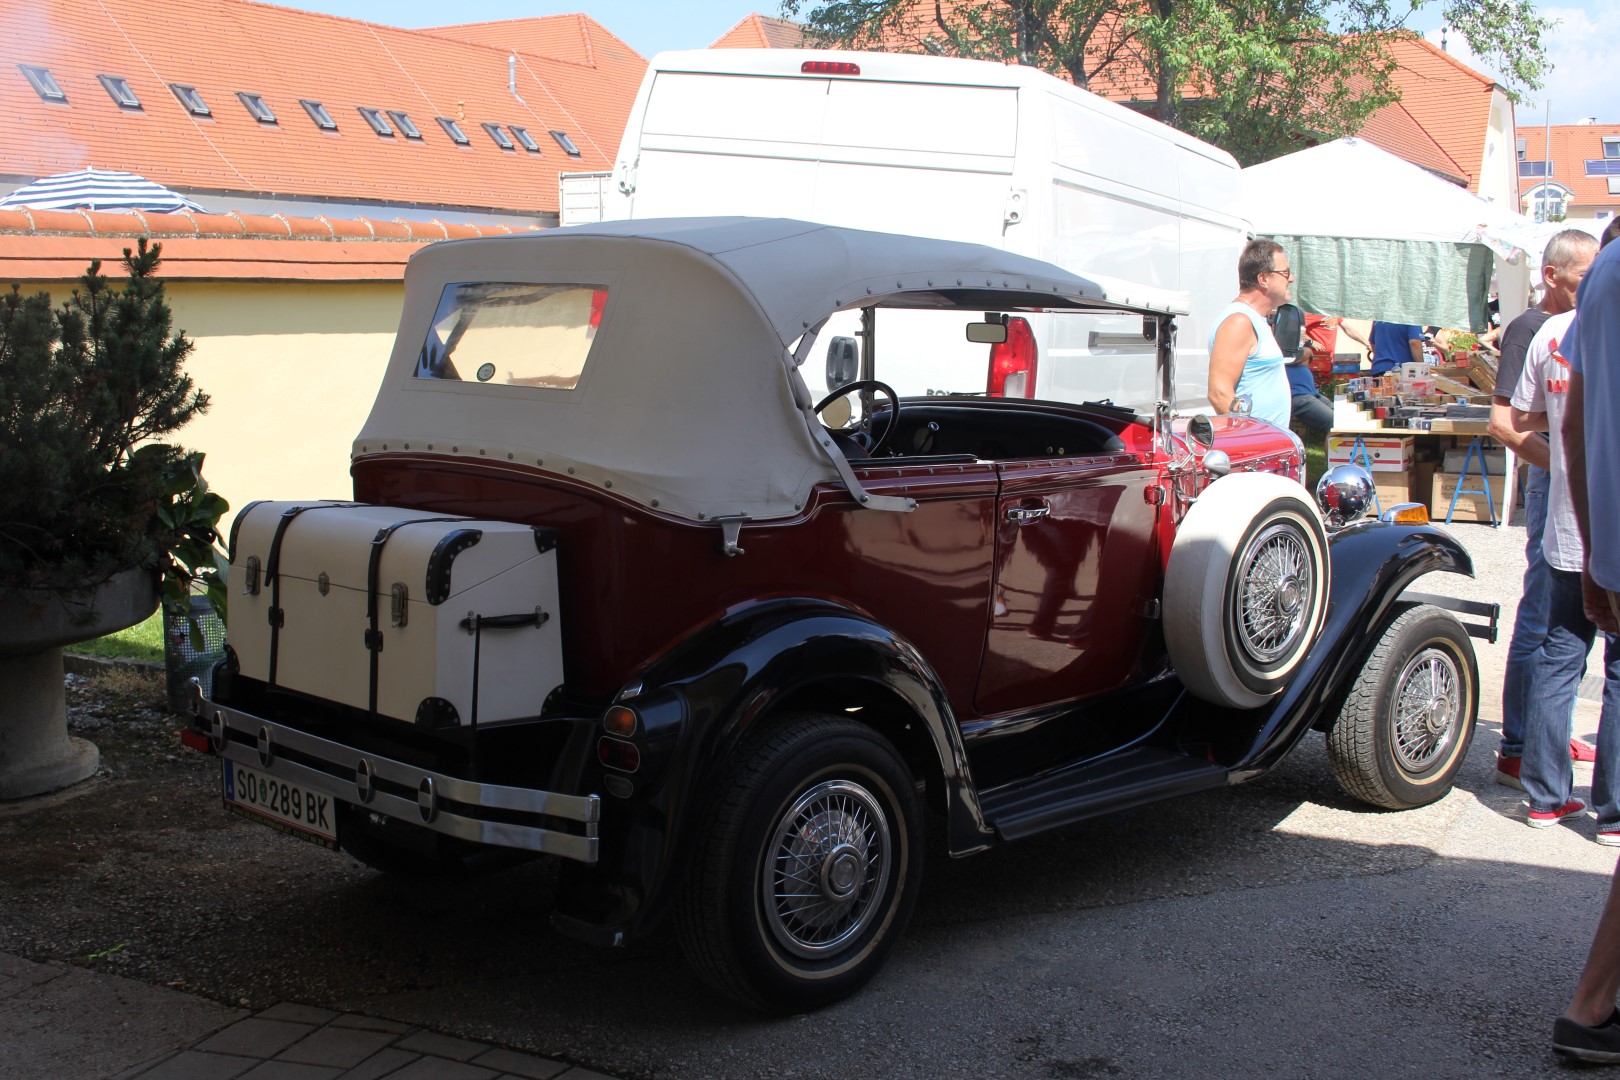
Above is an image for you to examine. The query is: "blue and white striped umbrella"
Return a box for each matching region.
[0,167,204,213]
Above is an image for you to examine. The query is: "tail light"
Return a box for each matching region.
[801,61,861,76]
[986,316,1037,398]
[597,737,641,772]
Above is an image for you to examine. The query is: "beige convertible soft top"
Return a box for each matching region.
[355,217,1182,523]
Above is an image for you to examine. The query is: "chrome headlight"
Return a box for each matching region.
[1315,464,1375,526]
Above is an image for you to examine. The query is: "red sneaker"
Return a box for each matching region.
[1572,739,1598,763]
[1496,754,1524,791]
[1528,798,1589,829]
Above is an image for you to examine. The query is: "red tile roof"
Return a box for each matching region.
[2,0,647,216]
[1375,36,1498,193]
[429,13,642,68]
[1357,96,1469,185]
[712,15,809,50]
[423,13,644,154]
[1516,123,1620,212]
[0,206,533,281]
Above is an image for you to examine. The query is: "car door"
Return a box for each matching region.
[974,457,1162,716]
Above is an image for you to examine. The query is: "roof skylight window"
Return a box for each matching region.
[19,64,66,103]
[301,99,337,130]
[170,84,210,116]
[387,110,422,139]
[510,125,542,153]
[437,117,470,145]
[237,92,276,123]
[482,122,515,150]
[98,75,141,109]
[358,107,394,137]
[549,130,582,156]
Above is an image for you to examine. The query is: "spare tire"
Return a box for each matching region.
[1163,472,1330,709]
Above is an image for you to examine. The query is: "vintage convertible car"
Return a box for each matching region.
[185,218,1494,1011]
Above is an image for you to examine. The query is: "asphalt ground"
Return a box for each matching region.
[3,511,1616,1080]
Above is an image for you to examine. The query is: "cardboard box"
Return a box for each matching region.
[1327,434,1415,471]
[1373,470,1414,507]
[1412,460,1437,506]
[1442,446,1507,474]
[1432,471,1508,524]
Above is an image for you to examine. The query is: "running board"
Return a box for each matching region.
[978,747,1228,843]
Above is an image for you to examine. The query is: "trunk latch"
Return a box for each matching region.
[390,582,409,627]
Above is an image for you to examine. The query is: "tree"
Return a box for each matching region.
[780,0,1550,166]
[0,239,227,625]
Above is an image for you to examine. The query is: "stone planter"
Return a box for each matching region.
[0,568,160,799]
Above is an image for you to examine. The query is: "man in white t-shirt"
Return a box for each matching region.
[1510,310,1620,838]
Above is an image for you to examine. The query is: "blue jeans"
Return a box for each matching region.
[1290,391,1333,436]
[1523,568,1620,829]
[1500,465,1550,757]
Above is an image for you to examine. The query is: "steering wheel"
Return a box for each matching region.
[813,380,902,457]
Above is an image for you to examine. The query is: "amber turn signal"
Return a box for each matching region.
[602,704,638,737]
[1380,502,1430,525]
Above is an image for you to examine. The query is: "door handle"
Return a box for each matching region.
[1005,505,1050,525]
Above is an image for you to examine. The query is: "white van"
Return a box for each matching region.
[603,49,1250,413]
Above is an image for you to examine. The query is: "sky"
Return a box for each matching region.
[280,0,1619,127]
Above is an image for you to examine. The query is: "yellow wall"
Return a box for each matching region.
[18,278,403,536]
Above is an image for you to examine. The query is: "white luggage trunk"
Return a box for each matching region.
[228,502,564,726]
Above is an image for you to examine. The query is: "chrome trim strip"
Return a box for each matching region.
[204,696,599,863]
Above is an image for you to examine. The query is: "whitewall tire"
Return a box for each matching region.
[1163,472,1330,709]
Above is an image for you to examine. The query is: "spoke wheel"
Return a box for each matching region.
[1389,646,1462,773]
[1235,522,1315,665]
[1327,604,1478,810]
[675,714,922,1012]
[764,780,891,959]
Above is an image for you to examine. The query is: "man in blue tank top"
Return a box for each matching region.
[1208,239,1292,429]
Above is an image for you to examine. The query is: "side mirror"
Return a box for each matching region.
[826,337,859,393]
[1187,413,1215,448]
[966,321,1008,345]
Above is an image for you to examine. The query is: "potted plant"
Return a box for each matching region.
[0,239,227,799]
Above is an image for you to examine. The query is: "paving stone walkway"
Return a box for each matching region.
[118,1002,618,1080]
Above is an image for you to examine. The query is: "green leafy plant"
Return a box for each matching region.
[0,239,227,637]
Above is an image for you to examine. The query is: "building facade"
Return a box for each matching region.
[1517,123,1620,224]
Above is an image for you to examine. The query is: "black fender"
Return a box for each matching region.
[1225,519,1474,780]
[552,597,989,946]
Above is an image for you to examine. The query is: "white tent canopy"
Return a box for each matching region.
[1240,138,1542,330]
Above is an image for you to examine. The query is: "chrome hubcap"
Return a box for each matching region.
[763,779,890,959]
[1236,523,1313,663]
[1392,646,1462,772]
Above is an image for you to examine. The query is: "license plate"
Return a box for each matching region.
[223,760,337,848]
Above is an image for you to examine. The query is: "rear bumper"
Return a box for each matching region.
[190,682,600,864]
